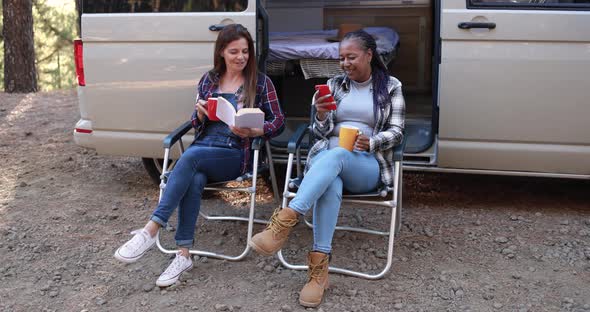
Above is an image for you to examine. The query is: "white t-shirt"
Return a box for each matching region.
[329,77,376,149]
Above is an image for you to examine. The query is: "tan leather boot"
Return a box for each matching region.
[249,207,299,256]
[299,251,330,308]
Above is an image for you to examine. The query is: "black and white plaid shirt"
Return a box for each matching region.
[306,74,405,186]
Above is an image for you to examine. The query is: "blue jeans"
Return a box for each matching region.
[151,144,242,247]
[289,147,380,254]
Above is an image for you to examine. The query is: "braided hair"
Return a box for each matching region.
[341,30,391,112]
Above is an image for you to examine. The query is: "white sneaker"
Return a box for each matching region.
[114,229,156,263]
[156,253,193,287]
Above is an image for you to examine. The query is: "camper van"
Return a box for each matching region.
[74,0,590,183]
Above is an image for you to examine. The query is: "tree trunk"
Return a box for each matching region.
[3,0,37,93]
[75,0,81,37]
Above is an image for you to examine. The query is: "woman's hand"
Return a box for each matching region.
[195,100,209,122]
[313,92,336,121]
[354,133,370,151]
[230,126,264,138]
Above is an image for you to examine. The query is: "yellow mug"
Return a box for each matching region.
[339,125,359,152]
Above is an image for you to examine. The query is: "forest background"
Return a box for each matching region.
[0,0,78,91]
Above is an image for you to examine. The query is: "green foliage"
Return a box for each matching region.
[0,0,77,92]
[33,0,77,91]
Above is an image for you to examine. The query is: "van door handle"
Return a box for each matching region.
[458,22,496,30]
[209,24,226,31]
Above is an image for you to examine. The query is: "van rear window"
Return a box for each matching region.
[82,0,248,13]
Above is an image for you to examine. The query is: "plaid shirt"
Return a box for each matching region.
[191,70,285,174]
[306,74,405,186]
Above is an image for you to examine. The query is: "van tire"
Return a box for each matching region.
[141,157,218,199]
[142,158,168,186]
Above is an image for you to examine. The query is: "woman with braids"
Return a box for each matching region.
[113,24,284,287]
[249,30,405,307]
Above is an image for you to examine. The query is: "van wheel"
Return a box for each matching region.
[141,158,176,186]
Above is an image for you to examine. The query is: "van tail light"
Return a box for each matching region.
[74,39,85,86]
[75,128,92,134]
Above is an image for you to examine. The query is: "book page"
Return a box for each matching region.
[215,96,236,127]
[235,108,264,129]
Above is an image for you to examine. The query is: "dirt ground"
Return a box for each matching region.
[0,90,589,312]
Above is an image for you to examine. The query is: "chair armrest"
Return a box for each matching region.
[163,121,192,148]
[251,137,263,150]
[287,123,310,154]
[393,135,407,162]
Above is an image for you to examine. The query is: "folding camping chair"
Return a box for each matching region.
[155,121,280,261]
[276,115,405,280]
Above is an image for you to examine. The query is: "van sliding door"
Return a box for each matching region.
[438,0,590,175]
[79,0,256,157]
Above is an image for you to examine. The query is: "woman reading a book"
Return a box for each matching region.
[114,24,285,287]
[249,30,405,307]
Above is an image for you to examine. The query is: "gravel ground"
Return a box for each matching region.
[0,90,589,312]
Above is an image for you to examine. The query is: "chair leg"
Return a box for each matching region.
[265,141,281,204]
[195,141,280,225]
[155,150,263,261]
[395,164,403,234]
[155,199,256,261]
[276,203,398,280]
[302,206,391,236]
[282,153,295,209]
[158,148,172,203]
[198,211,269,225]
[276,161,403,279]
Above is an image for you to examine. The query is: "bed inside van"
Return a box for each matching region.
[260,0,437,165]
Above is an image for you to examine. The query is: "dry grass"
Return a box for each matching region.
[216,178,276,207]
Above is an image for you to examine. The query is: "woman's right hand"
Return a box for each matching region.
[195,100,209,122]
[313,92,336,121]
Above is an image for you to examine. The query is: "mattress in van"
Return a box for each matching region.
[268,27,399,61]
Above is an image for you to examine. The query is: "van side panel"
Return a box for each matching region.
[438,0,590,175]
[77,9,255,158]
[83,42,208,133]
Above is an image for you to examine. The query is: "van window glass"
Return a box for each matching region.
[265,0,413,6]
[82,0,248,13]
[470,0,590,9]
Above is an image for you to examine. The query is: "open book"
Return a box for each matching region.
[215,96,265,129]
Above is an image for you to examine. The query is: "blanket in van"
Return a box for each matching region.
[268,27,399,62]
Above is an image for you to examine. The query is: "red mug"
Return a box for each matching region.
[207,97,219,121]
[315,84,337,110]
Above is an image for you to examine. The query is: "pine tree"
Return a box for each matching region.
[33,0,77,90]
[2,0,37,93]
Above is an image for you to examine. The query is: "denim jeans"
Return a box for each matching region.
[196,93,242,148]
[150,144,242,247]
[289,147,380,254]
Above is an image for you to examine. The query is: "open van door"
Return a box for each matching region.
[437,0,590,176]
[76,1,256,158]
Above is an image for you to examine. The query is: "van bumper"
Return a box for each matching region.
[73,119,95,149]
[72,126,193,159]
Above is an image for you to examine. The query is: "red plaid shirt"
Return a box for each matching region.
[191,70,285,174]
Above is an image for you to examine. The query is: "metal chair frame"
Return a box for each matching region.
[276,120,405,279]
[155,121,278,261]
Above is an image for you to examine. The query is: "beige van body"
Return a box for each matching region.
[437,0,590,177]
[75,7,255,158]
[74,0,590,179]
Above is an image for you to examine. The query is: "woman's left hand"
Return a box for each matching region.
[230,126,264,138]
[354,134,370,151]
